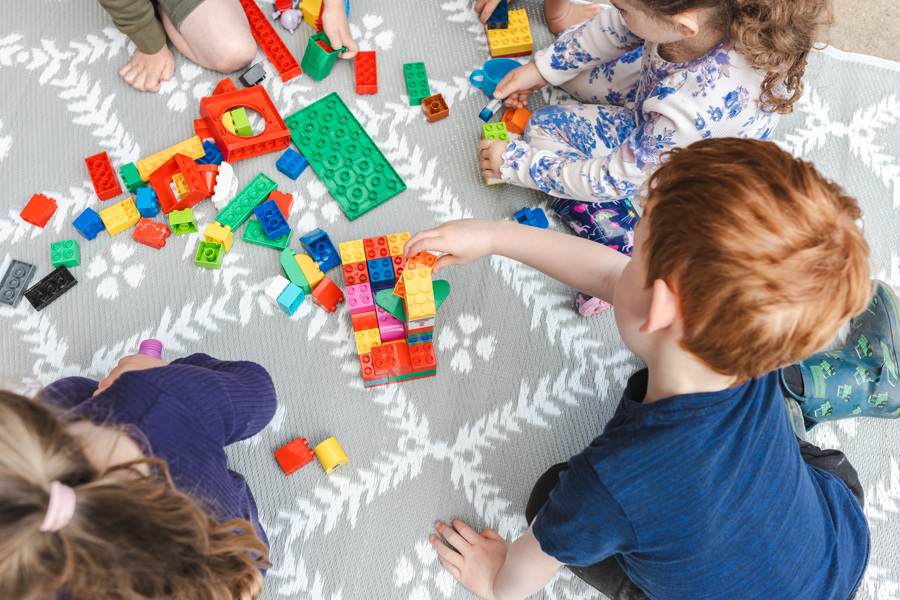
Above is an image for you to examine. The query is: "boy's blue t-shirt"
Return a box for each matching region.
[532,369,869,600]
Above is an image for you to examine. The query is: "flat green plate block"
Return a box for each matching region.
[217,173,277,230]
[284,93,407,221]
[242,219,291,249]
[280,248,310,294]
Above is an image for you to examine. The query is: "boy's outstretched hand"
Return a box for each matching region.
[322,0,359,58]
[430,519,509,600]
[120,46,175,93]
[405,219,500,274]
[493,62,547,108]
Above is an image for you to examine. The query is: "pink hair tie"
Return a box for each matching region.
[40,481,77,532]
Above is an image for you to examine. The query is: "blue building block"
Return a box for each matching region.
[367,257,394,287]
[135,187,159,218]
[514,207,549,229]
[72,208,106,240]
[277,282,305,315]
[253,199,291,240]
[276,148,308,180]
[299,228,340,272]
[196,140,223,165]
[486,0,509,29]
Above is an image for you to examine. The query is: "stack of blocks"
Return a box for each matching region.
[341,232,439,388]
[264,228,345,316]
[486,9,532,58]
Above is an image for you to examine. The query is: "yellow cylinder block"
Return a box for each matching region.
[314,437,348,474]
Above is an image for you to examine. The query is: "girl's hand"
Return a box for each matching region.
[93,354,169,396]
[479,138,508,180]
[493,62,547,108]
[322,0,359,58]
[430,519,509,600]
[404,220,501,274]
[474,0,503,23]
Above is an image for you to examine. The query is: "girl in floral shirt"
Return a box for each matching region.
[479,0,831,315]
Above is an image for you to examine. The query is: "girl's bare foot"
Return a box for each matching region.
[545,1,604,35]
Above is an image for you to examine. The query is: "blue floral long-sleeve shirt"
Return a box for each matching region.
[500,9,779,202]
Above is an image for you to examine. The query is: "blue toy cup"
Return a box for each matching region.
[469,57,521,99]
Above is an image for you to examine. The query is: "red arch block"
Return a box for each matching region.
[199,82,290,162]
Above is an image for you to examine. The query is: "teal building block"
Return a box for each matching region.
[51,239,81,268]
[119,162,143,194]
[284,93,406,221]
[195,241,225,269]
[403,62,430,105]
[482,122,509,141]
[242,219,291,249]
[216,173,277,230]
[277,282,305,315]
[301,32,345,81]
[169,208,198,234]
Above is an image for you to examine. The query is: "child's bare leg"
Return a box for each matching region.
[160,0,257,73]
[545,0,604,35]
[120,46,176,93]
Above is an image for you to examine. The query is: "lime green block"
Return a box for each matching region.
[195,241,224,269]
[169,208,198,234]
[230,108,253,137]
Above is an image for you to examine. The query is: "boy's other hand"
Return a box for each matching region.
[493,62,547,108]
[479,138,508,180]
[474,0,504,23]
[94,354,169,396]
[430,519,509,600]
[119,46,175,93]
[405,220,499,274]
[322,1,359,59]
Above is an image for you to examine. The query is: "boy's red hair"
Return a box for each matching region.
[642,138,871,381]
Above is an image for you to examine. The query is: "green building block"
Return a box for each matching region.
[284,93,407,221]
[301,32,344,81]
[375,288,405,321]
[119,162,142,194]
[403,62,430,106]
[279,248,310,294]
[51,239,81,268]
[195,241,224,269]
[242,219,291,249]
[169,208,198,234]
[230,107,253,137]
[482,122,509,141]
[216,173,277,230]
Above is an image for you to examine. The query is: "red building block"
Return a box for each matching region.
[268,190,294,219]
[351,310,378,332]
[359,353,379,382]
[408,251,437,271]
[355,51,378,94]
[199,83,291,162]
[311,276,344,312]
[502,107,531,135]
[194,118,215,140]
[214,78,238,95]
[85,151,122,200]
[372,342,413,377]
[239,0,302,82]
[392,255,407,280]
[148,153,207,214]
[363,236,389,260]
[410,342,436,373]
[197,163,219,196]
[20,194,57,228]
[274,0,292,11]
[421,93,449,123]
[132,217,171,249]
[274,437,315,475]
[342,262,370,286]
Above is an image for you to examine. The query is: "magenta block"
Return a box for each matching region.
[375,303,406,342]
[346,282,375,315]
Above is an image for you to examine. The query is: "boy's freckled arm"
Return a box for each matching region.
[492,526,564,600]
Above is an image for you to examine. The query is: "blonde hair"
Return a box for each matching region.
[642,138,871,381]
[0,391,269,600]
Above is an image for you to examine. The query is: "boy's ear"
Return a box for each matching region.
[639,278,680,334]
[670,11,700,38]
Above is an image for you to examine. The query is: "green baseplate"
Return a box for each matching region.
[284,93,407,221]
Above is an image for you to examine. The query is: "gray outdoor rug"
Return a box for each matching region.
[2,1,900,599]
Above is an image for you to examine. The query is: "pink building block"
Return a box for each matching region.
[346,282,375,315]
[375,304,405,342]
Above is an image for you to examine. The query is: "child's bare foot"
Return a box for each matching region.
[545,1,605,35]
[119,46,176,93]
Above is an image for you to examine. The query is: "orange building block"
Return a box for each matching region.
[351,310,378,332]
[387,232,409,256]
[268,190,294,219]
[421,93,449,123]
[502,107,531,135]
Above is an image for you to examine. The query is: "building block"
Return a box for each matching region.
[407,251,438,272]
[196,140,224,165]
[230,107,254,137]
[84,152,122,200]
[387,232,409,257]
[135,187,159,218]
[354,327,382,354]
[204,222,234,251]
[214,78,238,95]
[24,266,77,311]
[136,136,205,182]
[277,282,305,315]
[242,219,291,249]
[21,194,57,228]
[313,437,348,474]
[359,353,379,382]
[284,93,407,221]
[119,162,143,194]
[346,282,375,315]
[486,9,532,58]
[310,276,344,312]
[482,122,509,141]
[502,107,531,134]
[239,63,266,87]
[514,207,549,228]
[403,267,436,320]
[280,248,311,293]
[295,254,324,290]
[355,51,378,94]
[195,241,225,269]
[301,31,343,81]
[199,83,291,162]
[254,199,291,240]
[194,118,214,141]
[374,288,406,322]
[222,112,236,134]
[403,62,431,105]
[99,198,140,235]
[239,0,303,82]
[485,0,509,28]
[197,164,219,196]
[148,153,208,213]
[276,148,308,180]
[169,208,198,235]
[367,257,394,287]
[216,173,278,230]
[340,239,365,265]
[50,240,80,268]
[72,208,105,240]
[300,228,340,272]
[132,218,171,249]
[375,303,405,343]
[274,437,315,475]
[372,341,413,377]
[0,260,36,308]
[264,274,290,306]
[351,310,378,332]
[342,262,369,286]
[410,341,437,372]
[173,173,189,198]
[391,255,407,282]
[363,236,389,261]
[267,190,294,219]
[434,279,451,313]
[421,93,449,123]
[212,161,238,210]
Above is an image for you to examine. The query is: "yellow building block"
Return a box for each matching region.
[204,222,234,252]
[486,9,532,58]
[340,239,365,265]
[99,198,140,235]
[302,0,323,28]
[387,232,410,257]
[294,254,324,290]
[222,111,236,134]
[403,267,436,320]
[355,328,382,355]
[136,136,205,181]
[173,173,189,198]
